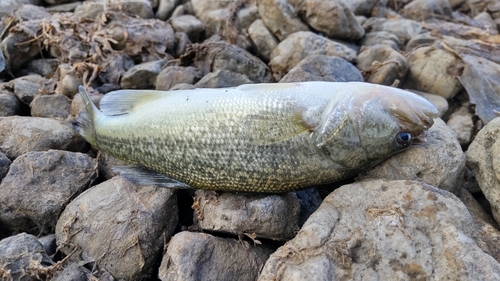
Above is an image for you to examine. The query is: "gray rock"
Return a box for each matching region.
[248,19,279,62]
[54,64,82,99]
[51,263,93,281]
[174,32,191,57]
[280,55,363,83]
[8,75,49,105]
[446,104,475,147]
[45,1,82,13]
[401,0,452,21]
[0,151,11,181]
[37,234,57,257]
[193,190,301,240]
[0,20,41,71]
[14,4,50,20]
[467,117,500,225]
[44,0,79,5]
[156,0,179,20]
[363,17,423,45]
[171,4,186,17]
[356,44,409,86]
[408,90,449,118]
[170,15,205,42]
[30,94,71,119]
[0,116,86,159]
[475,11,499,35]
[26,58,60,77]
[74,0,153,19]
[195,69,253,88]
[170,83,196,90]
[120,59,167,89]
[0,48,5,75]
[290,0,365,40]
[70,89,103,117]
[190,0,231,18]
[0,89,20,117]
[405,32,437,51]
[0,0,40,18]
[259,179,500,281]
[294,188,322,227]
[0,150,97,235]
[0,233,54,281]
[404,46,463,100]
[346,0,382,15]
[256,0,310,41]
[97,151,130,180]
[358,118,465,195]
[360,31,401,50]
[156,66,203,90]
[159,231,274,281]
[269,31,357,80]
[56,176,178,281]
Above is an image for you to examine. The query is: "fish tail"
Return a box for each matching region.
[72,85,102,148]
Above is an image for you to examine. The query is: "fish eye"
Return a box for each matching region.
[395,132,412,149]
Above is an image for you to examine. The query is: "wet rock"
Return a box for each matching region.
[8,75,49,105]
[97,151,130,180]
[26,58,60,77]
[170,15,205,42]
[183,42,274,83]
[74,0,154,19]
[0,116,86,159]
[159,231,274,281]
[259,179,500,281]
[56,176,178,281]
[195,69,253,88]
[280,55,363,83]
[269,31,357,80]
[359,31,401,50]
[408,90,449,118]
[446,104,474,147]
[358,118,465,195]
[256,0,310,41]
[356,44,408,86]
[0,89,20,117]
[156,66,203,91]
[290,0,365,40]
[120,59,167,89]
[248,19,279,62]
[0,150,97,235]
[193,190,300,240]
[401,0,453,21]
[363,17,422,45]
[0,152,11,180]
[156,0,179,20]
[30,94,72,119]
[0,233,55,281]
[467,117,500,225]
[174,32,191,57]
[404,46,463,99]
[0,19,41,71]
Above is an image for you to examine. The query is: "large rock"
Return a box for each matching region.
[259,180,500,280]
[256,0,310,41]
[0,89,20,117]
[358,118,465,195]
[156,66,203,90]
[363,18,422,45]
[0,150,97,235]
[194,69,253,88]
[120,59,167,89]
[356,44,409,86]
[0,152,10,181]
[248,19,279,62]
[0,117,86,159]
[8,75,49,105]
[30,94,71,119]
[169,15,205,42]
[56,176,178,280]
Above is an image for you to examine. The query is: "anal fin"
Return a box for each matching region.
[112,166,192,189]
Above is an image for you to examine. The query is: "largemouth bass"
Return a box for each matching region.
[74,82,438,192]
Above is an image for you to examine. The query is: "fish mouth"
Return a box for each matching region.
[411,130,428,144]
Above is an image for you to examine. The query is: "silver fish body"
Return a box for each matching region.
[75,82,438,192]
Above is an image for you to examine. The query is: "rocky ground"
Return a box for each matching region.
[1,0,500,280]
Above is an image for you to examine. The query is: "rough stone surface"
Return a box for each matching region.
[56,176,178,281]
[8,75,49,105]
[0,19,41,71]
[156,0,179,20]
[269,31,357,80]
[30,94,71,119]
[193,190,301,240]
[74,0,154,19]
[363,17,423,44]
[467,117,500,225]
[358,118,465,195]
[120,59,167,89]
[446,104,475,147]
[174,31,191,57]
[159,231,274,281]
[0,150,97,235]
[360,31,401,50]
[248,19,279,62]
[97,151,130,181]
[195,69,253,88]
[0,117,86,159]
[357,44,409,86]
[401,0,453,21]
[0,152,10,181]
[256,0,310,41]
[156,66,203,90]
[26,58,60,77]
[0,89,20,117]
[259,179,500,281]
[280,55,363,83]
[170,15,205,42]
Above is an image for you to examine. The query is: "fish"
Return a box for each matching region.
[74,82,438,193]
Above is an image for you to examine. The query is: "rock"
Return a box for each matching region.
[359,31,401,50]
[56,176,178,281]
[0,233,55,281]
[97,151,130,180]
[156,0,179,20]
[0,89,20,117]
[26,58,60,77]
[259,179,500,281]
[44,0,79,5]
[37,234,57,257]
[30,94,72,119]
[0,152,11,181]
[183,42,274,83]
[280,55,363,83]
[193,190,301,240]
[54,64,83,98]
[159,231,274,281]
[14,4,50,20]
[0,19,41,71]
[45,2,82,13]
[170,15,205,42]
[8,75,49,105]
[269,31,357,80]
[356,44,409,86]
[347,0,382,15]
[256,0,310,41]
[467,117,500,225]
[0,150,97,235]
[195,69,253,88]
[446,104,475,147]
[408,90,449,118]
[51,263,93,281]
[170,83,196,90]
[363,17,422,45]
[405,32,437,51]
[404,46,463,99]
[0,48,6,75]
[0,116,86,159]
[190,0,231,17]
[294,188,322,227]
[474,11,499,35]
[248,19,279,62]
[290,0,365,40]
[70,88,103,117]
[401,0,453,21]
[174,32,191,57]
[74,0,154,19]
[171,4,186,17]
[0,0,40,18]
[156,66,203,90]
[120,59,167,89]
[358,118,465,195]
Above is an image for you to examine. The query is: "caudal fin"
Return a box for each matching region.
[72,86,101,148]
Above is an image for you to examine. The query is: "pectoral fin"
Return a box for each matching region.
[112,166,193,189]
[100,90,168,116]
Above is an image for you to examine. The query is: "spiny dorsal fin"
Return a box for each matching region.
[100,90,169,116]
[112,166,193,189]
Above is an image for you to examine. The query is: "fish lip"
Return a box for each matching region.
[411,130,428,144]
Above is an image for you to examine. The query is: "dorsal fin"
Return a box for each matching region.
[237,83,300,92]
[100,90,168,116]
